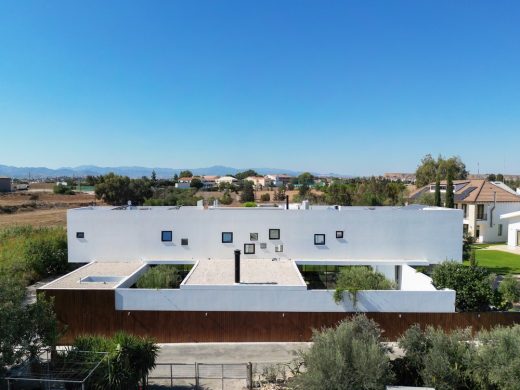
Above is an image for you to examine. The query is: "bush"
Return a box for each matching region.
[135,265,183,289]
[24,232,68,281]
[69,331,159,389]
[398,325,476,390]
[498,275,520,309]
[53,185,75,195]
[431,261,498,311]
[219,190,233,205]
[243,201,256,207]
[260,193,270,202]
[334,266,395,305]
[292,315,393,389]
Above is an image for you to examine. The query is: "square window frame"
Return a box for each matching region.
[244,243,255,254]
[161,231,173,242]
[275,244,284,253]
[250,233,259,241]
[181,238,189,246]
[76,232,85,239]
[269,228,280,240]
[222,232,233,243]
[336,230,344,239]
[314,234,326,246]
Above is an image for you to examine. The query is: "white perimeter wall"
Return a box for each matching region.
[478,202,520,243]
[505,217,520,247]
[67,206,462,264]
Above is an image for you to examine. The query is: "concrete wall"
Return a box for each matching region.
[67,206,462,264]
[115,285,455,313]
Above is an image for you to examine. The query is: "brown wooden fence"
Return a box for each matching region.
[42,289,520,344]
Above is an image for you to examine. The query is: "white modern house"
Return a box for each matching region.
[500,211,520,248]
[42,203,461,314]
[410,179,520,243]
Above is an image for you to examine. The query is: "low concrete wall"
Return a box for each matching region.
[400,264,436,291]
[115,285,455,313]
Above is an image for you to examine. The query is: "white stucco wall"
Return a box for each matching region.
[115,286,455,313]
[503,215,520,247]
[67,205,462,264]
[470,202,520,243]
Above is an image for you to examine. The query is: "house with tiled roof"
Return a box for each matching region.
[410,179,520,243]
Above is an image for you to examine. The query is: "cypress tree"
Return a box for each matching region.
[434,175,441,207]
[446,171,454,208]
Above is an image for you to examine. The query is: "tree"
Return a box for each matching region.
[179,170,193,178]
[274,185,286,201]
[219,190,233,205]
[95,173,153,205]
[292,315,393,390]
[431,261,498,311]
[487,173,496,181]
[235,169,258,180]
[150,170,157,186]
[334,266,395,305]
[324,182,352,205]
[434,176,441,207]
[496,173,504,182]
[240,181,255,202]
[298,183,310,198]
[297,172,314,186]
[189,177,204,189]
[260,193,270,202]
[0,276,58,375]
[415,154,467,187]
[398,325,476,390]
[445,170,454,208]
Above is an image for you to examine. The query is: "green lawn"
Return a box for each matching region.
[464,248,520,274]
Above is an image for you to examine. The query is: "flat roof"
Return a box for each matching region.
[184,259,306,287]
[40,262,143,289]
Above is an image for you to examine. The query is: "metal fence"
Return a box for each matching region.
[146,362,253,390]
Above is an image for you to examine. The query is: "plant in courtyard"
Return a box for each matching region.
[136,265,182,289]
[431,261,499,312]
[292,315,393,390]
[333,266,395,306]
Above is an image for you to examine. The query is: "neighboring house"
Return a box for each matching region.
[410,179,520,243]
[0,176,11,192]
[500,211,520,248]
[266,174,292,187]
[245,176,272,189]
[215,176,238,186]
[175,177,193,189]
[201,175,219,190]
[384,173,416,184]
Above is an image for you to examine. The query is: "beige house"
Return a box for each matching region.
[410,179,520,243]
[245,176,272,189]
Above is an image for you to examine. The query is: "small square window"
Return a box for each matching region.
[250,233,258,241]
[269,229,280,240]
[260,243,267,249]
[244,243,255,254]
[161,231,172,242]
[275,244,283,252]
[336,231,344,239]
[76,232,85,239]
[222,232,233,243]
[181,238,189,246]
[314,234,326,245]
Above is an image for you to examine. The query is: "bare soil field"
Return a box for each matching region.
[0,192,98,228]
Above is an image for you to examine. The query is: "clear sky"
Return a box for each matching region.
[1,1,519,176]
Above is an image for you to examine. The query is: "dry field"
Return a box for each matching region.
[0,191,98,228]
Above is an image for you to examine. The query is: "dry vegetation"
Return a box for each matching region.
[0,191,98,228]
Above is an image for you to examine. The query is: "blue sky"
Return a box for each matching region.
[0,1,519,176]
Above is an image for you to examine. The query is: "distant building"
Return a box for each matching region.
[245,176,271,189]
[0,176,11,192]
[215,176,238,186]
[175,177,193,189]
[266,174,292,187]
[384,173,416,183]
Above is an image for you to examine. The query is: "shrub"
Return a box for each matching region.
[53,184,75,195]
[219,190,233,205]
[292,315,393,390]
[498,275,520,309]
[334,266,395,305]
[243,201,257,207]
[260,193,270,202]
[431,261,498,311]
[398,325,476,390]
[24,232,68,281]
[135,265,182,289]
[69,332,159,389]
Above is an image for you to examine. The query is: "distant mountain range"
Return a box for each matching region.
[0,164,351,179]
